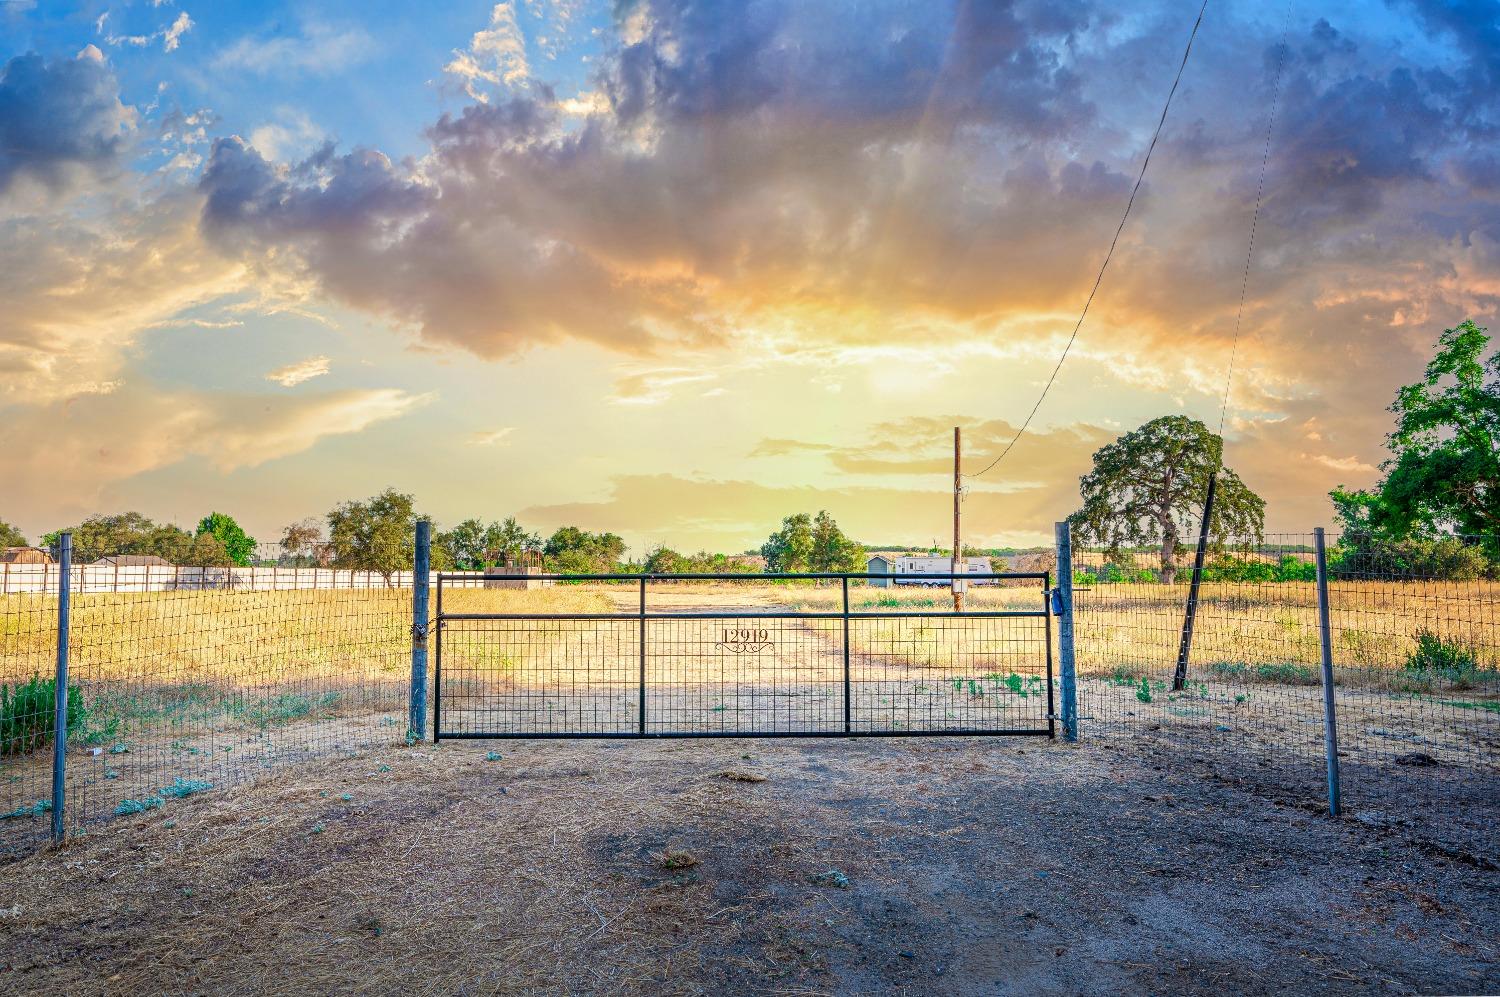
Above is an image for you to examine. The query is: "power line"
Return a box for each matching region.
[1218,0,1294,439]
[966,0,1211,480]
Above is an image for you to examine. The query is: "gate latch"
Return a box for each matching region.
[1048,588,1067,616]
[411,621,430,645]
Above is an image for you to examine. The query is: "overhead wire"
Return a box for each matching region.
[1217,0,1294,441]
[965,0,1211,480]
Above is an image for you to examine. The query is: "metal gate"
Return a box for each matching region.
[433,572,1054,739]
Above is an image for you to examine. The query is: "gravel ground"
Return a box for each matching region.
[1,734,1496,995]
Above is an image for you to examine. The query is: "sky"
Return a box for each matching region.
[0,0,1496,555]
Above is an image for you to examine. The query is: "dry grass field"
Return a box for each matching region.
[1,579,1496,993]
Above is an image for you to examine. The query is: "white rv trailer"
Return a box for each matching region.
[866,554,993,587]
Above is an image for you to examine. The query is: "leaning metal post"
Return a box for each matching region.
[1314,527,1343,817]
[1054,522,1079,742]
[51,532,72,844]
[1172,471,1218,691]
[409,519,431,742]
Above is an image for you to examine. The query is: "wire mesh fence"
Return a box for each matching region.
[2,525,1496,862]
[0,540,415,857]
[1072,531,1499,860]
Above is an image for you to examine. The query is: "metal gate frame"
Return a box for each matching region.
[433,571,1054,740]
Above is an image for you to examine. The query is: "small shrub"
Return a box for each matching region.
[1,676,85,757]
[1253,662,1319,686]
[160,778,213,799]
[1135,677,1152,703]
[1404,630,1484,686]
[115,796,164,816]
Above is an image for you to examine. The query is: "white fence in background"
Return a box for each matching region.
[0,563,519,595]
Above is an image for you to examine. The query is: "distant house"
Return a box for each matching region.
[866,554,993,587]
[90,554,174,568]
[1,547,52,564]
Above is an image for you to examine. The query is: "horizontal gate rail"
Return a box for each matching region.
[434,570,1055,741]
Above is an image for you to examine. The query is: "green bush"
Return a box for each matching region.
[1,675,85,757]
[1333,535,1492,581]
[1404,630,1485,686]
[1275,555,1317,582]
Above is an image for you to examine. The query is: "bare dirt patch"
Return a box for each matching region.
[1,735,1495,995]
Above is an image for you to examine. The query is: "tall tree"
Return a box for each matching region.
[643,545,687,574]
[810,510,865,572]
[1071,416,1265,583]
[1338,320,1500,550]
[196,512,257,566]
[440,518,491,570]
[0,519,26,548]
[326,489,418,580]
[279,518,327,565]
[760,513,815,572]
[542,526,626,573]
[492,517,542,564]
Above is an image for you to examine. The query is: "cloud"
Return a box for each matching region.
[163,11,193,52]
[608,367,717,405]
[446,2,531,101]
[247,109,326,162]
[100,8,194,52]
[469,427,516,446]
[215,22,375,76]
[0,50,135,195]
[0,386,429,525]
[0,191,246,402]
[265,355,331,387]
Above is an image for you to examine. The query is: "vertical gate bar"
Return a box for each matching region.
[409,519,431,743]
[1042,571,1055,738]
[842,575,852,734]
[1172,470,1218,691]
[433,571,443,743]
[1054,521,1079,742]
[51,532,72,844]
[1314,527,1342,816]
[638,576,647,736]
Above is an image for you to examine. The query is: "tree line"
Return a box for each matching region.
[1,492,868,579]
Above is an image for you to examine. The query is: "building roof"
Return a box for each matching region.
[90,554,174,567]
[0,547,52,564]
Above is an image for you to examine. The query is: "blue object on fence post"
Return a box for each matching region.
[410,519,431,742]
[1313,527,1342,817]
[1054,522,1079,743]
[51,532,72,844]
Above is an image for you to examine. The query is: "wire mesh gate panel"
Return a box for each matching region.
[433,572,1055,739]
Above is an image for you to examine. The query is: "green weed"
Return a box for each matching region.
[1,675,84,756]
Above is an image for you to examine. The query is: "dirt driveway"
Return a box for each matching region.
[2,734,1495,995]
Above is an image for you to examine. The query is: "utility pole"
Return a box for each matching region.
[952,426,964,612]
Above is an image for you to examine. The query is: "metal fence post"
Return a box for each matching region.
[51,532,72,844]
[409,520,431,742]
[1054,522,1079,742]
[1314,527,1342,816]
[1172,471,1218,690]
